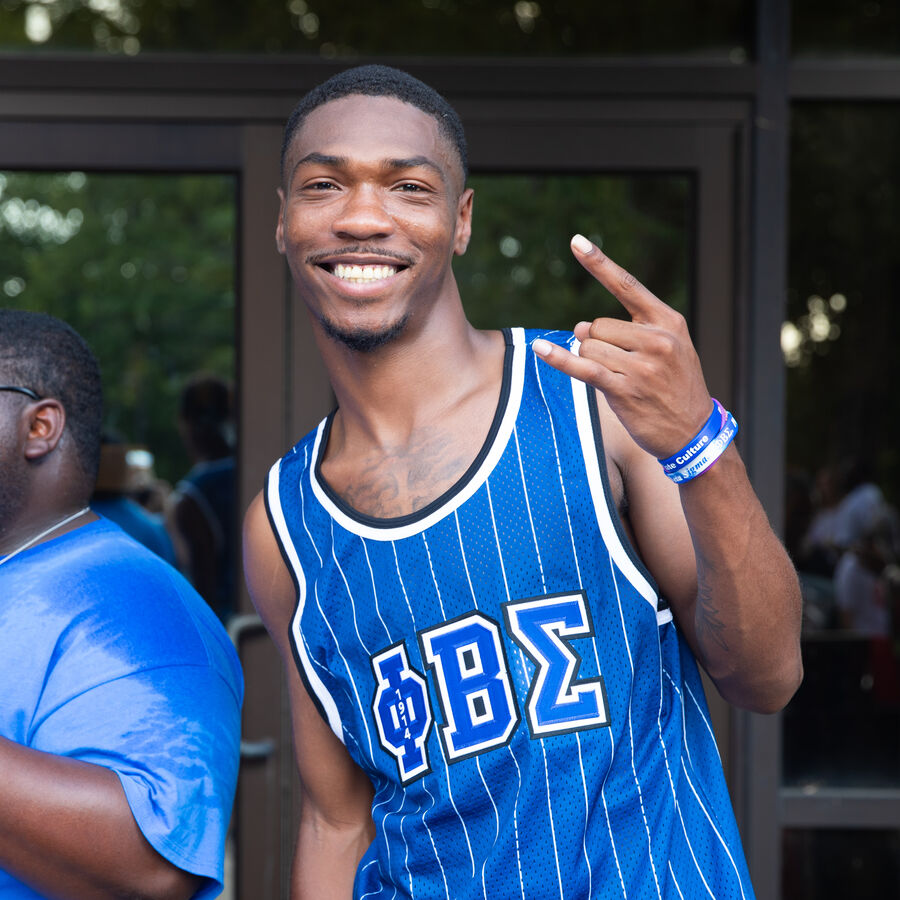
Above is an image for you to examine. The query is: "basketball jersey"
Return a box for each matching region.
[267,327,755,900]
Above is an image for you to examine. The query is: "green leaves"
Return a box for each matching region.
[1,171,236,484]
[455,173,689,331]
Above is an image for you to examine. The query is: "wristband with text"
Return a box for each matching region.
[658,400,726,475]
[666,410,738,484]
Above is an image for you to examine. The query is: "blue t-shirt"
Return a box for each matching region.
[0,518,244,899]
[91,495,177,565]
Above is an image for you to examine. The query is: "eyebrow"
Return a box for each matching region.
[291,152,448,183]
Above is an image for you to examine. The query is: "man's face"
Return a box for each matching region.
[276,94,473,352]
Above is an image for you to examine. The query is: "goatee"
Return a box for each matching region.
[320,312,411,353]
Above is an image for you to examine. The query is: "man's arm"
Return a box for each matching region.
[533,235,803,714]
[602,399,803,712]
[243,492,375,899]
[0,739,201,900]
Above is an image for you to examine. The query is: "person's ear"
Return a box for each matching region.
[453,188,474,256]
[275,187,287,255]
[23,399,66,461]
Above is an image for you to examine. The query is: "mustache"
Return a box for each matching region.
[306,246,415,267]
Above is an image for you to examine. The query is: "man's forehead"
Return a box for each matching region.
[286,94,462,183]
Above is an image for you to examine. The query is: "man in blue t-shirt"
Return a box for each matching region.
[0,310,243,900]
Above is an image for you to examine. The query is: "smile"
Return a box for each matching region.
[330,263,400,283]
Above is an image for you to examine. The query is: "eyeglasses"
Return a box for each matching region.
[0,386,41,401]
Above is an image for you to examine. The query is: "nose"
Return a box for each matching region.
[332,185,394,241]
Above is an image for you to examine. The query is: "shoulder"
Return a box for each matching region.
[255,423,326,537]
[277,423,323,479]
[40,521,240,689]
[242,491,297,651]
[2,522,242,744]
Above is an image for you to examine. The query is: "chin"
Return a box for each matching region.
[320,312,410,353]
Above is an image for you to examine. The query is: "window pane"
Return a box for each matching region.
[0,0,751,59]
[783,829,900,899]
[0,170,238,623]
[793,1,900,59]
[782,105,900,789]
[457,173,691,331]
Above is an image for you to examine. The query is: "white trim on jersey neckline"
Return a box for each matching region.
[308,327,528,542]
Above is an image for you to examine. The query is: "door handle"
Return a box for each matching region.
[228,613,277,762]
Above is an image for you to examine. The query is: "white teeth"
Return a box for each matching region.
[333,263,398,283]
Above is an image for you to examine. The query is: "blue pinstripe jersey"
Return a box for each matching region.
[266,327,756,900]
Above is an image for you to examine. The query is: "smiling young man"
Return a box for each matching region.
[243,64,803,900]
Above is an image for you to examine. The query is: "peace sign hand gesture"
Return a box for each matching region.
[533,234,714,462]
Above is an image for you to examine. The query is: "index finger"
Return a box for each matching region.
[570,233,668,323]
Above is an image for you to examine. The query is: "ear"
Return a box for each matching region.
[453,187,474,256]
[275,187,287,255]
[23,399,66,462]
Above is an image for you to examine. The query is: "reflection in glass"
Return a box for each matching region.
[783,829,900,899]
[0,170,237,622]
[793,1,900,60]
[782,105,900,789]
[457,174,691,331]
[0,170,235,483]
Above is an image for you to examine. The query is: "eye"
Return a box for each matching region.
[302,179,338,192]
[396,182,428,193]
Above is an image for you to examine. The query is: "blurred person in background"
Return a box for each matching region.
[167,373,237,624]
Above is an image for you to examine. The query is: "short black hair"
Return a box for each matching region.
[0,309,103,482]
[281,64,468,184]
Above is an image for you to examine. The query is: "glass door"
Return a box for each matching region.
[781,101,900,899]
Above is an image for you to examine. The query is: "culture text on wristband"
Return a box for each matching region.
[658,400,726,475]
[666,411,739,484]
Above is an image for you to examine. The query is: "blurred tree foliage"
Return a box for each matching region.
[458,173,689,330]
[0,171,235,484]
[787,104,900,502]
[0,0,749,58]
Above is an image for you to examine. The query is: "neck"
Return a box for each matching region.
[0,505,94,558]
[324,315,498,444]
[316,320,507,518]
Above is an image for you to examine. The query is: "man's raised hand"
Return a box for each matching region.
[532,234,714,461]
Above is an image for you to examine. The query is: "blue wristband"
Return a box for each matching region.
[658,401,725,475]
[667,410,738,484]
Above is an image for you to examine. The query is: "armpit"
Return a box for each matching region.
[604,449,640,551]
